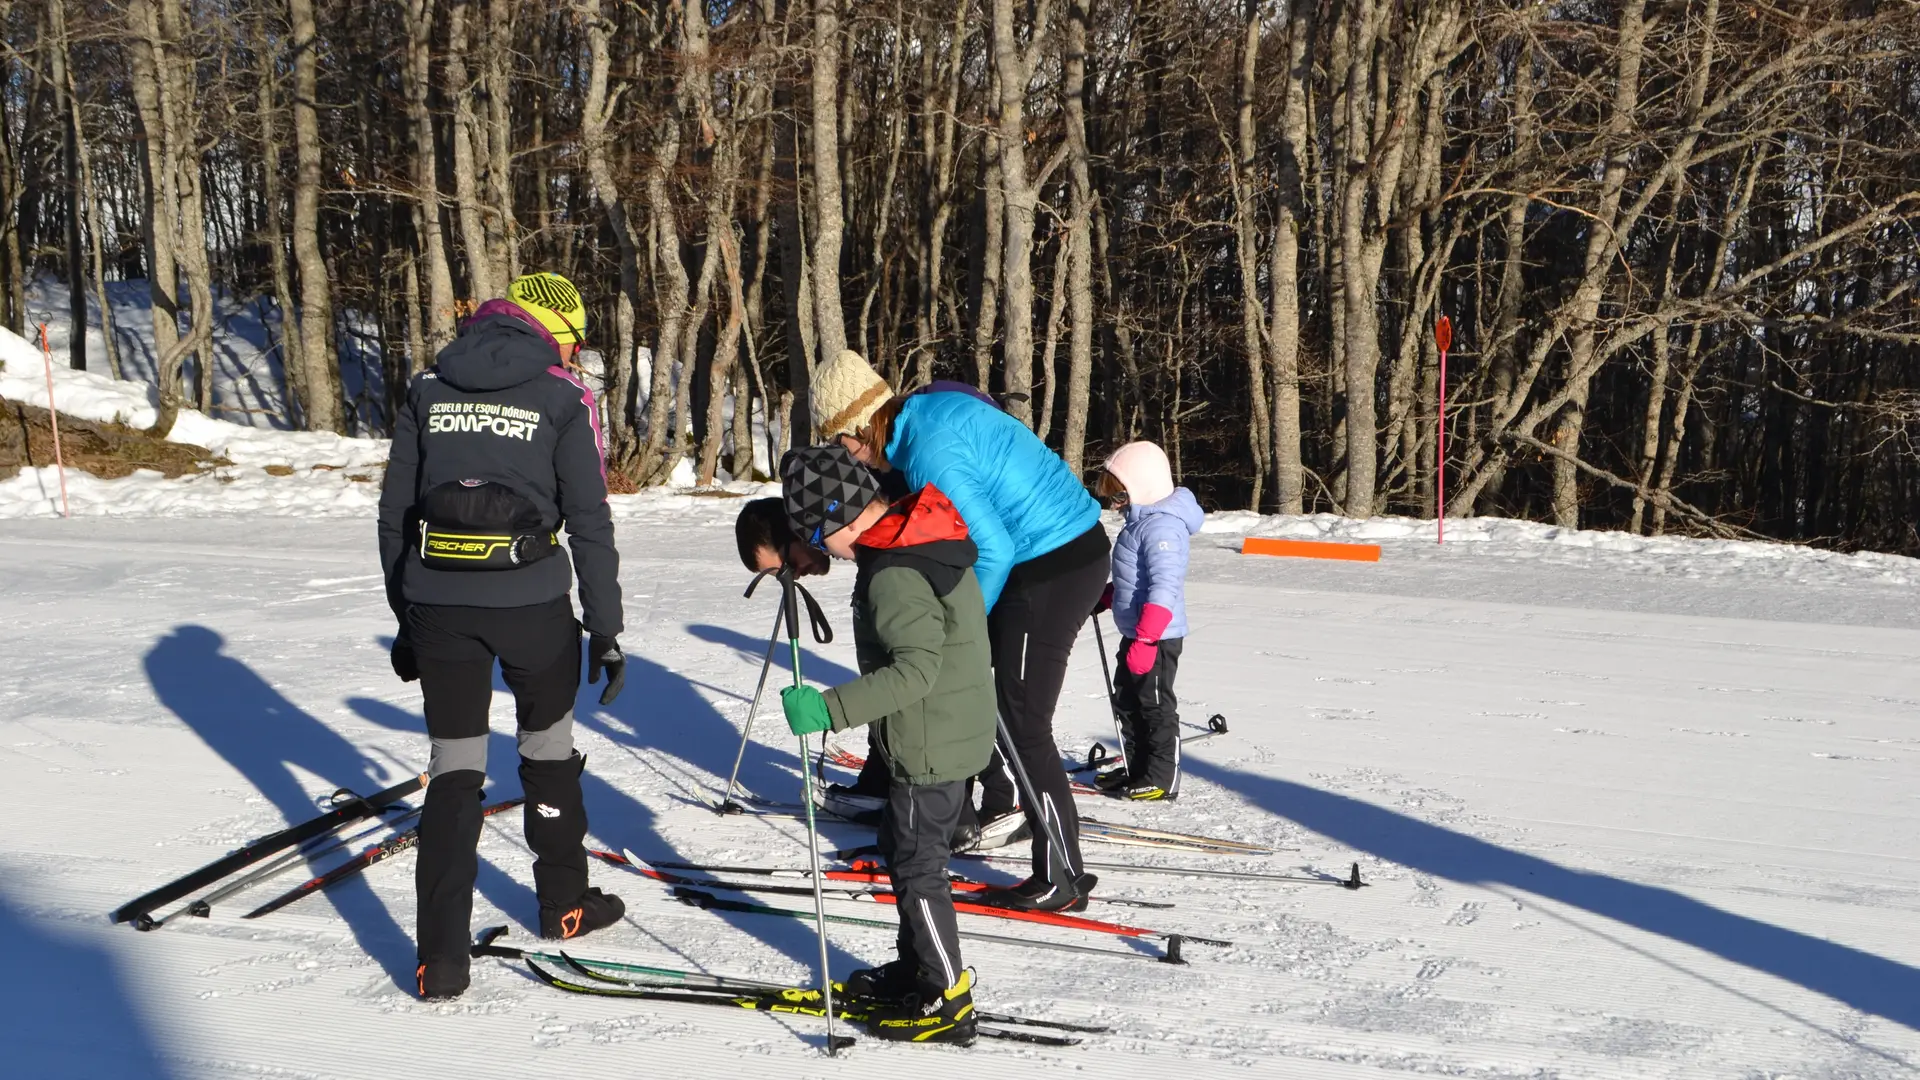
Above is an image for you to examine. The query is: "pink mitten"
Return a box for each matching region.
[1127,603,1173,675]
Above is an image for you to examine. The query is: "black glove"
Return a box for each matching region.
[587,633,625,705]
[390,635,420,683]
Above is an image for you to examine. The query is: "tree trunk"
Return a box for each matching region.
[48,0,86,371]
[1228,0,1270,508]
[988,0,1049,427]
[446,0,497,301]
[1059,0,1095,474]
[637,11,690,481]
[289,0,339,431]
[405,0,456,353]
[255,9,304,422]
[126,0,180,387]
[1269,0,1312,514]
[1551,0,1650,528]
[483,0,517,281]
[809,0,848,364]
[577,0,640,466]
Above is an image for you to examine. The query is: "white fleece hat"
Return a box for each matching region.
[1104,441,1175,505]
[811,350,894,438]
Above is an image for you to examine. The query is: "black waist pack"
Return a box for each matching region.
[416,480,560,571]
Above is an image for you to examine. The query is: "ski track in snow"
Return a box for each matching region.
[0,504,1915,1079]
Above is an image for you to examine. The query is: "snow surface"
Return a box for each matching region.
[5,297,1919,1076]
[1,481,1917,1079]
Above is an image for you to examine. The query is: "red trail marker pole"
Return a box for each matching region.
[1435,316,1452,545]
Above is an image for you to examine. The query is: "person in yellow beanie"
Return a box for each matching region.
[506,271,589,352]
[812,351,1107,913]
[378,269,625,999]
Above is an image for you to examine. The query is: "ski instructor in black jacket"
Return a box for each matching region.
[378,271,626,1000]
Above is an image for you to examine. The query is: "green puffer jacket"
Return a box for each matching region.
[820,485,997,786]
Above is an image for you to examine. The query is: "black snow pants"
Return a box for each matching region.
[974,524,1112,888]
[877,780,967,990]
[408,597,589,977]
[1112,636,1184,793]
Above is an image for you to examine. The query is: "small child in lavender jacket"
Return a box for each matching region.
[1096,441,1205,801]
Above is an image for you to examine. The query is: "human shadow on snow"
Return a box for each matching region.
[683,622,859,686]
[356,632,866,987]
[1192,759,1920,1033]
[142,625,416,988]
[0,886,176,1079]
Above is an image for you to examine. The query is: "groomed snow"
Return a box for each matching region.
[3,337,1918,1078]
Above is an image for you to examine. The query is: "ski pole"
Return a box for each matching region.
[1090,613,1129,776]
[717,603,784,814]
[994,709,1087,902]
[782,568,851,1055]
[151,804,424,928]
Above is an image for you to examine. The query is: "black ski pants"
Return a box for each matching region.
[975,524,1111,887]
[1112,636,1183,793]
[877,779,967,990]
[408,597,589,973]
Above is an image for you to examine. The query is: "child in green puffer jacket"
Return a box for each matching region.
[776,444,995,1046]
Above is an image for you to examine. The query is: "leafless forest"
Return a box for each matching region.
[3,1,1917,550]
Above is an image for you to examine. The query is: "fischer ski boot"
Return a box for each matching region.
[539,887,625,940]
[863,969,978,1045]
[1124,782,1177,801]
[839,956,919,1003]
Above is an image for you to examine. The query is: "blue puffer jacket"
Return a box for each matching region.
[885,392,1102,611]
[1111,487,1205,640]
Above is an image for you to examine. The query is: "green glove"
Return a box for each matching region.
[781,685,832,736]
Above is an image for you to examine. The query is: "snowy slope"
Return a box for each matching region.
[1,481,1917,1079]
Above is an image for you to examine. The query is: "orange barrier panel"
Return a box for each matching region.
[1240,536,1381,563]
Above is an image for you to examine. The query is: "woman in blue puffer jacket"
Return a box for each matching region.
[812,351,1107,912]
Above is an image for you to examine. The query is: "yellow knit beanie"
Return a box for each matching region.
[810,350,894,438]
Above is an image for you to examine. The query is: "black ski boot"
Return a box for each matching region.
[521,752,622,940]
[539,886,625,940]
[414,769,485,1000]
[839,956,918,1003]
[416,960,470,1001]
[863,969,978,1045]
[990,872,1099,913]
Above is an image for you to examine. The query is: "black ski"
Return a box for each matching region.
[552,951,1110,1034]
[242,797,523,919]
[520,956,1082,1046]
[114,772,428,929]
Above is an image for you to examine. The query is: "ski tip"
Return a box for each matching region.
[620,848,649,870]
[475,926,509,949]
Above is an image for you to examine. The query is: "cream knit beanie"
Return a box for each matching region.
[811,350,894,438]
[1104,441,1176,505]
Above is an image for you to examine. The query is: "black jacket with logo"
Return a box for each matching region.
[377,312,622,636]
